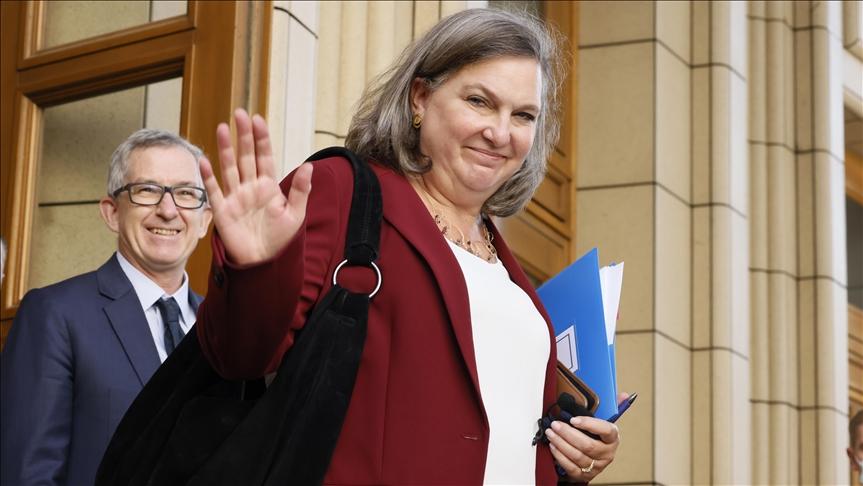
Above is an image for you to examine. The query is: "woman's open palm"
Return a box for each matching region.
[201,109,313,266]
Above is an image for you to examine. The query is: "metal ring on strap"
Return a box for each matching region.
[332,259,382,298]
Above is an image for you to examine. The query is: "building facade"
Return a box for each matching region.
[1,1,861,484]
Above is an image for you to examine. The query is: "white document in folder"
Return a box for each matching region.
[599,262,624,345]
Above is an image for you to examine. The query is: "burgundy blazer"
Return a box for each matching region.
[197,156,559,485]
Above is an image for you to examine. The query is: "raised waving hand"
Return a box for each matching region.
[200,109,313,266]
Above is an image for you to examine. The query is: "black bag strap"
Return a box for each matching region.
[306,146,382,265]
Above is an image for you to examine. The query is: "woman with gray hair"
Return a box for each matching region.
[197,8,621,484]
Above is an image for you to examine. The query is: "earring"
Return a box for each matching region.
[412,113,423,129]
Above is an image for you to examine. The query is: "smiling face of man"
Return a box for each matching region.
[100,145,212,290]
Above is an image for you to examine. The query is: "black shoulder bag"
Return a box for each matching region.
[96,147,382,486]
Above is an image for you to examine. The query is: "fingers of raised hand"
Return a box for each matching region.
[216,123,240,194]
[261,165,311,246]
[200,157,224,210]
[251,114,276,180]
[216,110,278,197]
[234,109,258,182]
[285,163,313,217]
[212,178,289,266]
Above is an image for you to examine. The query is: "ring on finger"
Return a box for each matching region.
[580,458,595,474]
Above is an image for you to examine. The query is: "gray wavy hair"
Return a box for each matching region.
[106,129,205,195]
[345,7,565,217]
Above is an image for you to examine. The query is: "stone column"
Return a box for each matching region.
[794,1,850,484]
[269,1,320,176]
[576,1,693,484]
[578,2,752,484]
[691,1,751,484]
[749,1,850,484]
[748,1,799,484]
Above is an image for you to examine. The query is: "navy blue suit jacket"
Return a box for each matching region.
[0,255,202,486]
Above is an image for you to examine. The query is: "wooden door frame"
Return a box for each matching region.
[500,1,578,283]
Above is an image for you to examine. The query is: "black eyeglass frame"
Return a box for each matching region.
[112,183,208,209]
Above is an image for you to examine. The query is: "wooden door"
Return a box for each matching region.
[497,0,578,285]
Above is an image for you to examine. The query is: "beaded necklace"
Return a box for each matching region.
[415,183,499,264]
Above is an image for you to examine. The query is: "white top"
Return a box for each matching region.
[446,241,550,485]
[116,252,196,362]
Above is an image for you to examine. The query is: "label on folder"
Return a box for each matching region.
[537,248,624,421]
[556,325,578,372]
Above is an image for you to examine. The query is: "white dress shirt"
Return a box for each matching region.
[116,252,196,362]
[447,240,550,485]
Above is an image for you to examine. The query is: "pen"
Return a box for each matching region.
[607,392,637,423]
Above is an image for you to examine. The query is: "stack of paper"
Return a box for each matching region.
[537,248,624,421]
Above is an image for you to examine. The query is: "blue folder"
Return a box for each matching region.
[537,248,618,420]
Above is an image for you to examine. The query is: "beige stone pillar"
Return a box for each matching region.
[269,1,320,176]
[749,1,851,484]
[576,1,694,484]
[691,1,751,484]
[748,1,800,484]
[579,1,753,484]
[794,1,850,484]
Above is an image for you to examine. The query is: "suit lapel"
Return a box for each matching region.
[374,167,482,403]
[98,255,161,386]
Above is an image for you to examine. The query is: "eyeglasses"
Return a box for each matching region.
[113,183,207,209]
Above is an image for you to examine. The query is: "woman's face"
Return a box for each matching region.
[411,55,541,210]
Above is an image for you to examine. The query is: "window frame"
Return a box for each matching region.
[0,0,272,341]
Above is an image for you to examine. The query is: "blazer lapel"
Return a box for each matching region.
[374,167,482,404]
[98,255,161,386]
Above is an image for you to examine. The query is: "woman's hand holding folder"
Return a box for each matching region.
[544,392,633,482]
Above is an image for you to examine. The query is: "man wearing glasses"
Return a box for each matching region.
[1,129,212,486]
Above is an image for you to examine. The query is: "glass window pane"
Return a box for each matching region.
[41,1,187,50]
[28,77,182,290]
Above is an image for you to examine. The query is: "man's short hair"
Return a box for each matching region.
[852,409,863,445]
[106,129,205,196]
